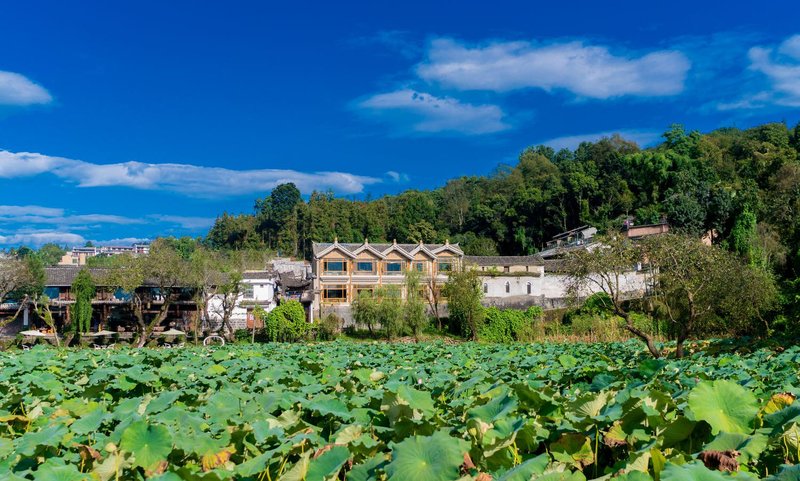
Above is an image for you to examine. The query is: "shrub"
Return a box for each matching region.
[256,300,309,342]
[233,329,252,343]
[479,306,543,343]
[318,312,343,341]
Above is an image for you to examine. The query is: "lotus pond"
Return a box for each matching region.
[1,340,800,480]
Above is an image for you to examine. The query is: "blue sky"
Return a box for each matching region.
[1,0,799,247]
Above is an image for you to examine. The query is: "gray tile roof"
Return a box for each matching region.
[242,270,277,280]
[45,267,113,287]
[464,255,545,266]
[311,241,461,257]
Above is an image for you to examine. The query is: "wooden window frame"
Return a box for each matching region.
[384,261,405,274]
[354,260,376,274]
[323,259,348,275]
[322,285,348,303]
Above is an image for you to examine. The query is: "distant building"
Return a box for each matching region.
[312,239,463,323]
[59,243,151,266]
[539,226,598,258]
[623,221,670,239]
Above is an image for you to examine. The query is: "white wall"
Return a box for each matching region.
[207,278,277,331]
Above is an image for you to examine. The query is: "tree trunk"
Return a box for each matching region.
[622,312,661,358]
[675,334,688,359]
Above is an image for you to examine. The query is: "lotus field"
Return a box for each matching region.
[2,341,800,480]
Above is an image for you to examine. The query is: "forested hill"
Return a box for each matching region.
[206,122,800,269]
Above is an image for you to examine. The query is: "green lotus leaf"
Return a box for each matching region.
[308,398,353,420]
[120,420,173,469]
[468,391,518,423]
[661,461,759,480]
[381,384,435,424]
[385,430,470,481]
[32,462,91,481]
[558,354,578,369]
[348,452,388,481]
[532,470,587,480]
[550,433,594,469]
[15,424,69,457]
[306,445,350,481]
[687,380,759,434]
[703,431,769,464]
[70,407,107,435]
[766,464,800,480]
[495,453,549,481]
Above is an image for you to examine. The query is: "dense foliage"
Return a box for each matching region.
[480,306,544,343]
[255,300,309,342]
[70,269,95,334]
[2,341,800,480]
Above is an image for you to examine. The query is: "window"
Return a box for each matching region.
[355,286,374,297]
[355,261,375,273]
[243,285,254,299]
[437,261,453,273]
[505,282,510,293]
[413,261,426,272]
[527,282,532,295]
[483,283,488,294]
[322,285,347,303]
[384,261,404,274]
[504,266,510,273]
[323,259,347,274]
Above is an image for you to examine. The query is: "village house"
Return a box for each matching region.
[0,259,314,337]
[311,239,463,322]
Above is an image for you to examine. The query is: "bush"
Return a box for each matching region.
[234,329,252,343]
[256,300,309,342]
[479,306,543,343]
[318,313,343,341]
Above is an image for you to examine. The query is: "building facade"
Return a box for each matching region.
[59,243,151,266]
[311,239,463,322]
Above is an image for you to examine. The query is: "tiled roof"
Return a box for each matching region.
[242,270,277,280]
[464,255,544,266]
[45,267,113,287]
[312,241,462,257]
[278,272,312,289]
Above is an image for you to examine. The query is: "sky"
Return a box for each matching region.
[1,0,799,248]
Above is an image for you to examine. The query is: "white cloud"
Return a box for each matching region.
[148,215,215,229]
[358,89,509,134]
[541,129,662,150]
[0,150,381,196]
[92,237,150,246]
[0,71,53,105]
[0,230,85,247]
[0,205,63,217]
[416,38,690,99]
[385,171,410,183]
[745,34,800,107]
[0,204,215,235]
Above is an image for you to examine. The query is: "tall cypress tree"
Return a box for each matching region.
[70,269,95,333]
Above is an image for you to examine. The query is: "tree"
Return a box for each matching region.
[70,269,95,334]
[403,270,428,340]
[38,243,66,266]
[643,233,778,357]
[104,239,192,347]
[258,300,308,342]
[0,256,39,329]
[563,234,661,357]
[351,290,379,334]
[376,286,403,340]
[443,268,484,340]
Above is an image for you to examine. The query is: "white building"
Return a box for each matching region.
[206,270,278,331]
